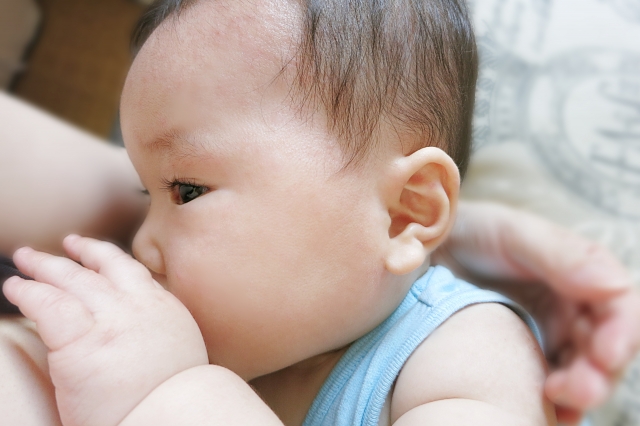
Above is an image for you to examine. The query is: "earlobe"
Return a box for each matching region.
[385,224,430,275]
[384,147,460,276]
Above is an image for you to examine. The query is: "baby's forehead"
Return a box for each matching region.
[133,0,299,84]
[122,0,304,142]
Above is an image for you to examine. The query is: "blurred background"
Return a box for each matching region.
[0,0,149,143]
[1,0,639,425]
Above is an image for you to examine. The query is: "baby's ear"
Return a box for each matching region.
[383,147,460,275]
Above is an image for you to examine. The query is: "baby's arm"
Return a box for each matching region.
[118,365,282,425]
[391,303,556,426]
[3,237,283,426]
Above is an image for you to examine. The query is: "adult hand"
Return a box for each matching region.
[3,236,208,426]
[433,201,640,424]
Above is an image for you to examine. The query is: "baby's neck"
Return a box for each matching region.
[250,346,349,426]
[249,262,433,426]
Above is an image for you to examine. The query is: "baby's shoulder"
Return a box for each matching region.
[390,303,553,425]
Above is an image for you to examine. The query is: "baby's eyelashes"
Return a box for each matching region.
[138,180,209,205]
[160,178,210,205]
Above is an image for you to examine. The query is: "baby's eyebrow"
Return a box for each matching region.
[144,129,211,159]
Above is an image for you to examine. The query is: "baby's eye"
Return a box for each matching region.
[176,183,208,204]
[161,178,210,205]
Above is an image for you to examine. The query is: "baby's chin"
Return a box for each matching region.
[205,344,326,382]
[201,306,379,382]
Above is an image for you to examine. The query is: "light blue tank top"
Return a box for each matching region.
[302,265,542,426]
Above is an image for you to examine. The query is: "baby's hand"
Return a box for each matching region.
[2,236,208,426]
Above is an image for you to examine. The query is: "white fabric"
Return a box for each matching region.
[465,1,640,425]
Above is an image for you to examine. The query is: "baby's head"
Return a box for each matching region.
[120,0,477,380]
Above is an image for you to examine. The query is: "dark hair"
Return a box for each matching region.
[132,0,477,177]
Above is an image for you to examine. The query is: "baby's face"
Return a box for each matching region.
[120,1,403,380]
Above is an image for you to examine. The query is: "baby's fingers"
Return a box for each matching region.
[12,247,114,301]
[3,276,94,351]
[63,236,156,290]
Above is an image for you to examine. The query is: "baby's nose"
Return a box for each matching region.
[132,220,166,276]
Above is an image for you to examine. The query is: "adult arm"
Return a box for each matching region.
[0,92,145,256]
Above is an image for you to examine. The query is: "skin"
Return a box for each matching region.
[0,1,637,425]
[3,1,553,425]
[437,202,640,423]
[0,93,145,257]
[123,0,414,381]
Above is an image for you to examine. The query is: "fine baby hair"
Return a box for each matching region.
[1,0,556,425]
[132,0,477,174]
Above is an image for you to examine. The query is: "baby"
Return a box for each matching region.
[3,0,555,425]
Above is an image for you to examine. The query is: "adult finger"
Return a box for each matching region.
[63,236,154,290]
[441,202,633,301]
[590,290,640,373]
[545,356,611,411]
[499,207,632,301]
[554,406,582,425]
[3,276,94,351]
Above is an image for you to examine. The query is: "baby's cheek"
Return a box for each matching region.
[167,256,232,315]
